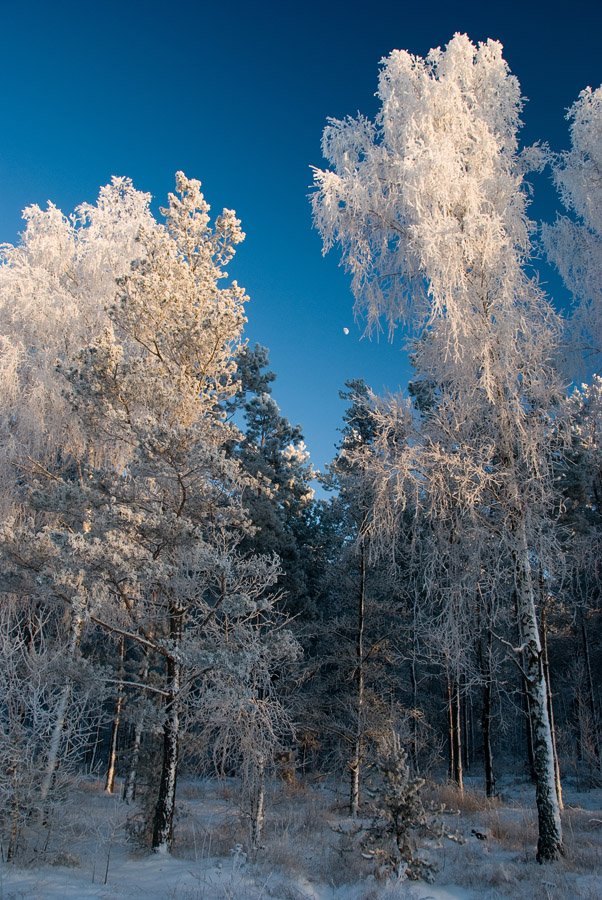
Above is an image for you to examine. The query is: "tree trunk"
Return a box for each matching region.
[540,600,563,811]
[249,756,266,849]
[521,667,537,780]
[515,589,536,781]
[350,541,366,818]
[124,658,149,805]
[446,674,463,790]
[123,715,144,804]
[462,683,472,772]
[480,624,496,797]
[40,602,85,805]
[409,589,420,769]
[452,678,463,791]
[447,674,454,783]
[105,636,125,794]
[579,611,601,778]
[152,605,183,853]
[514,519,563,862]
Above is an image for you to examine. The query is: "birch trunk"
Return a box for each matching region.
[105,636,125,794]
[250,757,266,850]
[541,601,563,810]
[514,517,563,861]
[40,602,85,805]
[123,714,144,804]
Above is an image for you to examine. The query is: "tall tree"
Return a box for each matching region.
[1,173,297,854]
[312,34,567,861]
[320,380,400,816]
[0,179,155,831]
[542,84,602,364]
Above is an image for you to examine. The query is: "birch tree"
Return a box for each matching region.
[0,178,154,827]
[312,33,567,861]
[542,84,602,362]
[0,177,155,489]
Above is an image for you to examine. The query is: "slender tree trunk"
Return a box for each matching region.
[541,600,563,811]
[480,624,496,797]
[514,518,563,862]
[40,602,85,805]
[521,667,537,780]
[447,673,455,783]
[452,678,463,792]
[250,756,266,849]
[409,589,420,769]
[462,683,472,772]
[123,715,144,804]
[492,378,562,861]
[7,740,20,861]
[350,541,366,818]
[124,658,149,804]
[579,611,601,777]
[515,589,536,781]
[446,673,463,789]
[152,605,183,853]
[105,636,125,794]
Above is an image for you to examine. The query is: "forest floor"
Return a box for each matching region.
[1,774,601,900]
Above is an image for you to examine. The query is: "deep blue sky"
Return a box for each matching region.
[1,0,601,477]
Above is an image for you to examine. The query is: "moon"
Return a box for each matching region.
[343,327,349,335]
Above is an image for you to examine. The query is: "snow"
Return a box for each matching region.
[2,776,601,900]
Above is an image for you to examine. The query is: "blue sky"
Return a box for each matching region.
[1,0,601,477]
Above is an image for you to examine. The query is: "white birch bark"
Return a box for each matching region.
[513,511,563,860]
[39,600,85,805]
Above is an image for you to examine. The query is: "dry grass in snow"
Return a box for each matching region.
[0,775,601,900]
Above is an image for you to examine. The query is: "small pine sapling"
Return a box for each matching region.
[362,732,441,881]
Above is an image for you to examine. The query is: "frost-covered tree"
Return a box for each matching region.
[1,173,297,854]
[312,33,567,861]
[0,177,155,492]
[0,182,157,820]
[543,85,602,363]
[555,379,602,780]
[0,597,103,858]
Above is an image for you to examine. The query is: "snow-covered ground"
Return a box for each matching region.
[1,776,601,900]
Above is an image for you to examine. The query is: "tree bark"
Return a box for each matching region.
[40,601,85,805]
[446,674,463,790]
[152,604,183,853]
[105,636,125,794]
[579,611,601,778]
[514,518,563,862]
[249,756,266,849]
[480,624,496,797]
[540,599,563,811]
[452,678,463,791]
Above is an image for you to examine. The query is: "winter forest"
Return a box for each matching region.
[1,33,602,900]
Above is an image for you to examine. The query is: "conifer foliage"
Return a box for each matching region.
[362,732,441,882]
